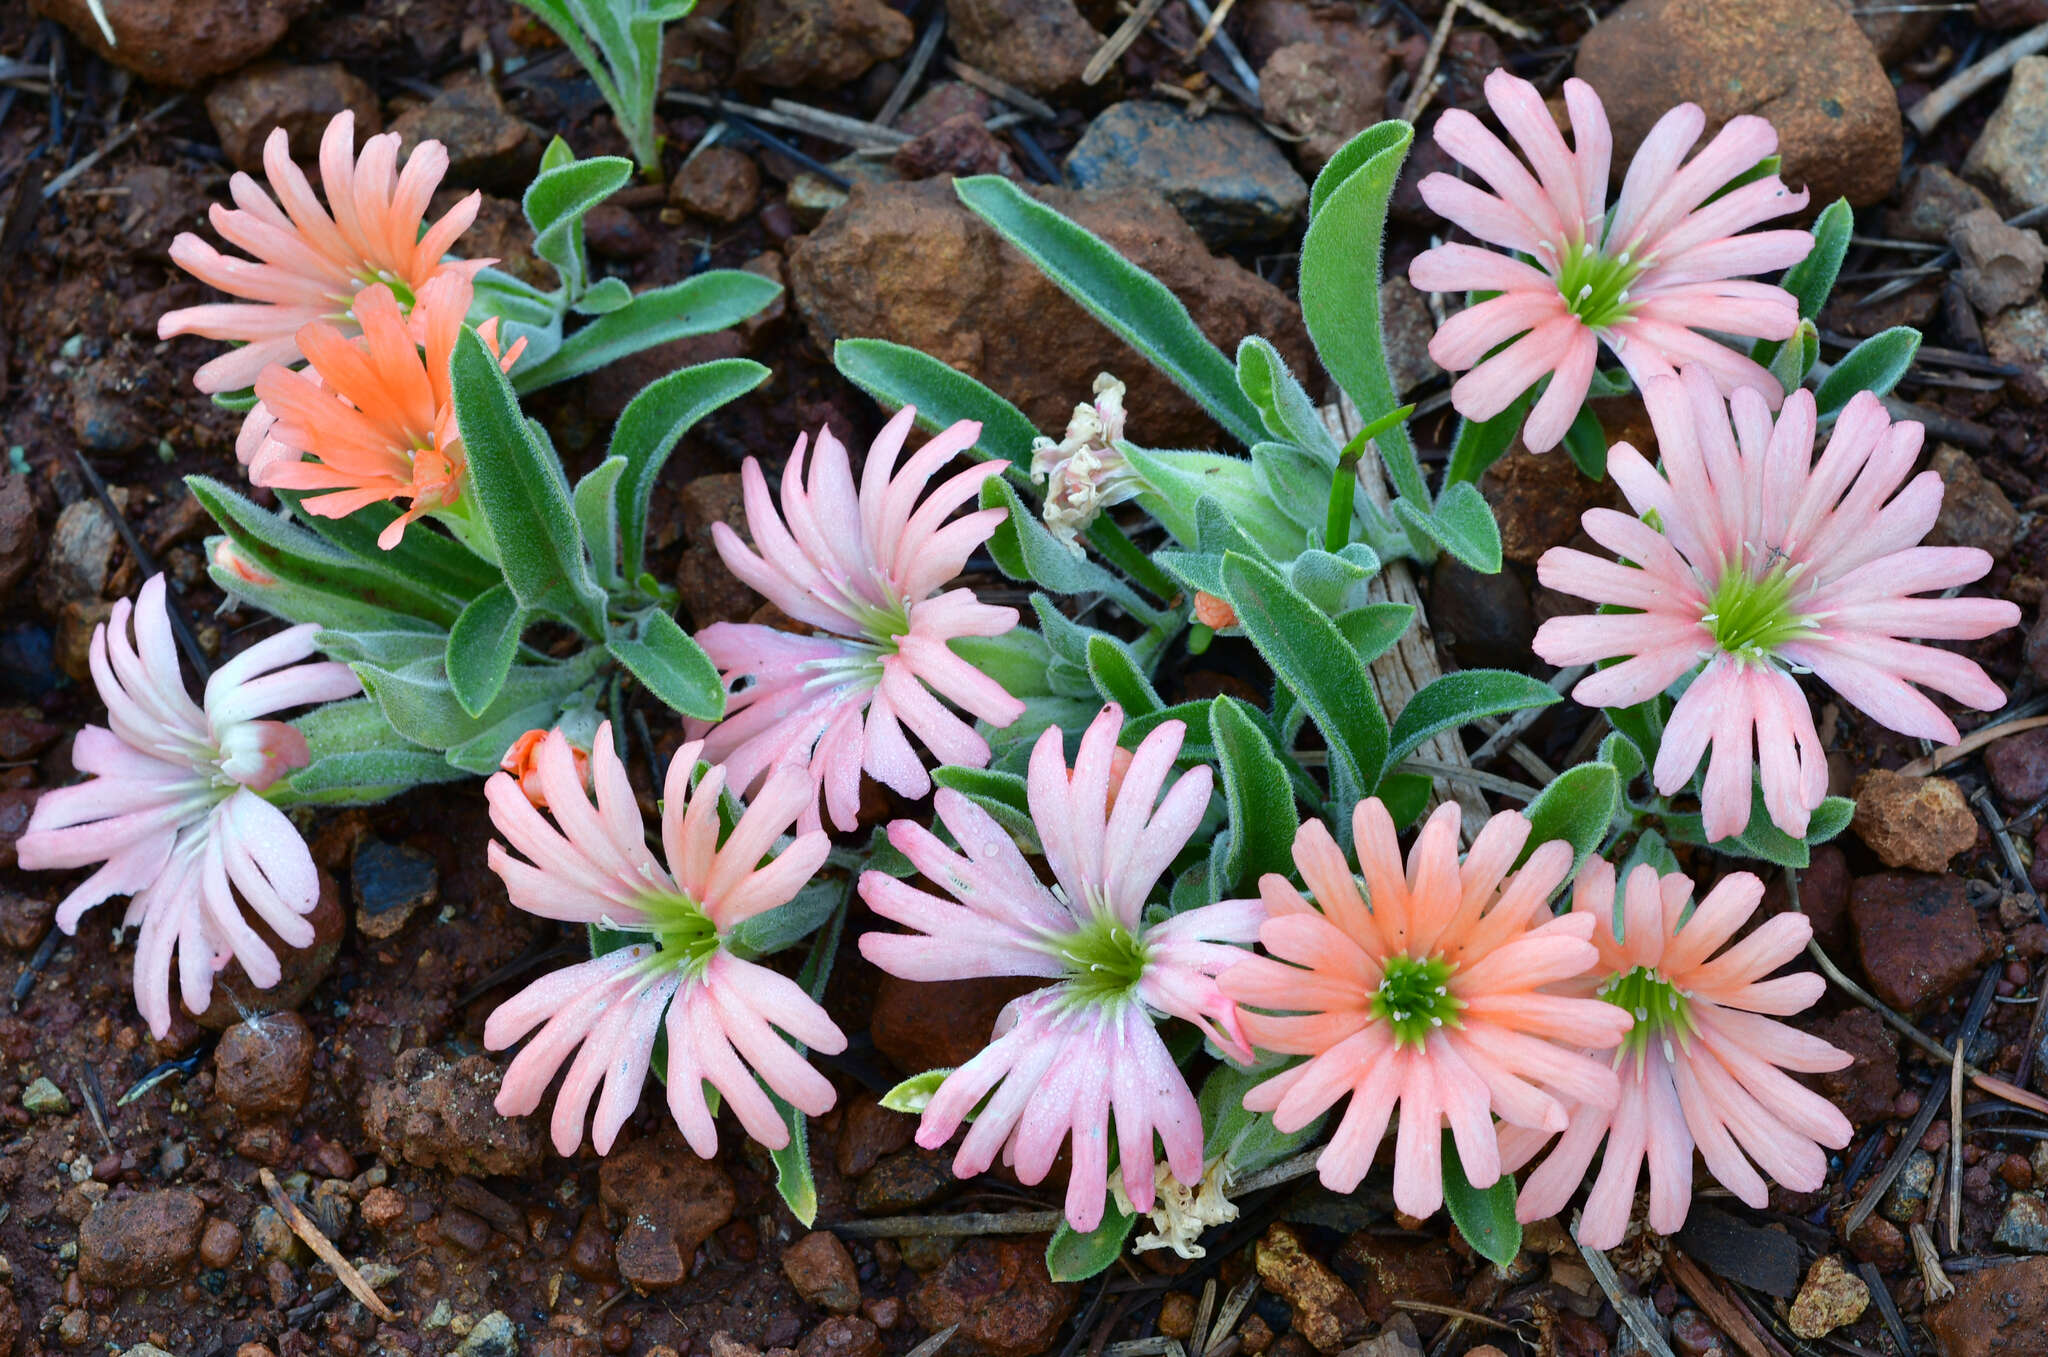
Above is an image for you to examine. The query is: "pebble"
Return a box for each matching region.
[1787,1255,1867,1339]
[1986,297,2048,404]
[76,1190,206,1287]
[22,1076,68,1115]
[1576,0,1901,207]
[869,973,1039,1073]
[909,1238,1077,1357]
[213,1011,315,1117]
[198,1217,243,1270]
[735,0,912,88]
[898,83,994,139]
[1993,1191,2048,1252]
[1158,1293,1197,1340]
[1927,445,2023,560]
[438,1207,492,1254]
[204,62,381,173]
[1883,1149,1938,1223]
[1337,1233,1460,1325]
[893,115,1018,182]
[362,1047,545,1178]
[1381,279,1439,397]
[1846,1215,1908,1269]
[783,1231,861,1313]
[454,1312,521,1357]
[1888,165,1998,244]
[0,475,34,607]
[351,838,440,940]
[389,74,541,192]
[835,1094,915,1178]
[1986,728,2048,805]
[1065,102,1308,247]
[248,1206,300,1263]
[1967,56,2048,212]
[584,204,653,262]
[360,1185,407,1232]
[673,148,762,225]
[33,0,307,86]
[1259,41,1392,172]
[944,0,1100,96]
[1948,209,2048,316]
[1796,1009,1898,1126]
[37,496,123,616]
[597,1128,735,1289]
[856,1147,960,1215]
[1928,1256,2048,1357]
[798,1316,881,1357]
[1254,1223,1369,1353]
[1850,872,1992,1011]
[1850,771,1978,872]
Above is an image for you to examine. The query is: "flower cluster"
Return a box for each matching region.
[1032,373,1143,551]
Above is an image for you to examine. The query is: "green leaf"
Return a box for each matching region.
[1220,550,1387,807]
[729,874,845,960]
[1442,1133,1521,1269]
[608,610,725,721]
[573,455,628,588]
[1121,445,1305,559]
[281,698,467,806]
[1754,196,1852,374]
[950,629,1068,700]
[880,1069,951,1115]
[1521,761,1621,875]
[353,649,604,755]
[979,476,1168,627]
[1253,441,1339,537]
[1085,634,1163,716]
[1767,319,1820,396]
[1562,403,1607,480]
[1047,1204,1137,1283]
[1211,696,1298,895]
[932,765,1038,847]
[1335,602,1415,665]
[523,153,633,300]
[1237,337,1341,462]
[446,584,526,719]
[834,338,1040,467]
[513,272,782,392]
[1814,326,1919,417]
[1394,481,1502,574]
[954,175,1265,447]
[1386,671,1559,780]
[610,358,771,582]
[450,328,609,635]
[769,1093,818,1226]
[1286,544,1381,614]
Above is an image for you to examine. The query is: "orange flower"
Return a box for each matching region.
[500,729,591,809]
[248,273,522,548]
[1193,592,1238,629]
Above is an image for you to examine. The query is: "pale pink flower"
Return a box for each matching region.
[858,704,1264,1232]
[1408,70,1812,451]
[483,724,844,1157]
[1220,800,1632,1219]
[1533,366,2021,841]
[1499,859,1851,1247]
[694,406,1025,833]
[1031,373,1142,551]
[16,575,360,1037]
[159,111,486,394]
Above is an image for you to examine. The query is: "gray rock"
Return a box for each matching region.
[1986,296,2048,403]
[1259,40,1391,172]
[1889,165,1997,244]
[1994,1192,2048,1253]
[351,838,440,940]
[453,1311,520,1357]
[1883,1149,1938,1223]
[1927,444,2023,559]
[1949,208,2048,315]
[1064,103,1307,246]
[1967,55,2048,211]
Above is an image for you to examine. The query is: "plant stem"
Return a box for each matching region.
[1323,404,1414,553]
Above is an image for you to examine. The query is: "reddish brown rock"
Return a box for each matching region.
[193,871,345,1029]
[945,0,1100,97]
[1927,1257,2048,1357]
[0,474,35,606]
[599,1129,736,1289]
[1481,434,1625,565]
[835,1094,916,1177]
[205,63,381,172]
[1259,42,1391,172]
[910,1239,1078,1357]
[1986,727,2048,805]
[1848,873,1993,1012]
[363,1047,545,1178]
[76,1190,206,1286]
[673,148,763,224]
[1851,771,1978,871]
[870,973,1040,1073]
[1575,0,1902,208]
[1796,1008,1897,1126]
[1927,445,2023,558]
[893,115,1018,181]
[784,1231,861,1313]
[799,1317,881,1357]
[1335,1234,1459,1326]
[389,74,541,192]
[736,0,913,88]
[30,0,315,87]
[213,1011,315,1118]
[788,179,1314,448]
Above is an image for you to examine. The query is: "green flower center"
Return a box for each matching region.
[1703,558,1815,661]
[1554,239,1645,329]
[1599,964,1695,1060]
[1056,912,1152,1008]
[799,589,913,692]
[1371,953,1464,1048]
[638,891,723,976]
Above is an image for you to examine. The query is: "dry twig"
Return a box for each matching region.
[1086,0,1169,85]
[1908,20,2048,134]
[1899,714,2048,776]
[258,1167,398,1321]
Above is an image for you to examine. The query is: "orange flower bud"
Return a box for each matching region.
[1193,592,1237,629]
[500,728,591,809]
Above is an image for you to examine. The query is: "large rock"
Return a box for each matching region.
[76,1191,205,1287]
[205,63,381,174]
[945,0,1101,96]
[869,973,1041,1074]
[1927,1257,2048,1357]
[1848,872,1992,1012]
[29,0,314,87]
[788,179,1315,446]
[1827,0,1936,65]
[1966,56,2048,213]
[1576,0,1902,208]
[363,1047,545,1178]
[1065,103,1308,246]
[388,75,541,193]
[598,1129,735,1289]
[736,0,913,89]
[1927,444,2023,559]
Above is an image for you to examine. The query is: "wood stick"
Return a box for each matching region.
[1908,21,2048,135]
[259,1168,398,1321]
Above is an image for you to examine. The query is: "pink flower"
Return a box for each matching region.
[483,724,844,1157]
[1499,860,1851,1247]
[16,575,360,1036]
[1533,366,2021,841]
[159,111,486,394]
[1220,800,1632,1219]
[858,704,1264,1231]
[694,406,1026,832]
[1408,70,1812,451]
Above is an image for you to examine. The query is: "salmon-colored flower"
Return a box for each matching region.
[1533,366,2021,840]
[159,111,486,394]
[1221,800,1632,1218]
[484,724,844,1157]
[246,273,522,548]
[500,729,591,810]
[1193,592,1238,629]
[1498,860,1851,1247]
[1407,70,1811,451]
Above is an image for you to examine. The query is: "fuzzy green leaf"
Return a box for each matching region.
[446,584,526,719]
[514,272,781,391]
[834,337,1041,467]
[610,358,770,582]
[1443,1133,1521,1268]
[1211,696,1298,895]
[1046,1204,1137,1283]
[1386,670,1558,780]
[608,610,725,721]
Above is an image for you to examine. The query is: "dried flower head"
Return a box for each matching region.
[1032,374,1143,551]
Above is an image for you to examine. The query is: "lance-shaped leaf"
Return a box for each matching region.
[980,476,1169,627]
[1211,696,1298,895]
[610,358,770,581]
[1814,326,1918,417]
[446,584,527,718]
[514,272,782,391]
[1443,1133,1521,1268]
[1046,1203,1138,1283]
[834,338,1040,467]
[608,609,726,721]
[1237,336,1341,462]
[1384,670,1558,782]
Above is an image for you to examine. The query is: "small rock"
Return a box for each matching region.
[214,1011,315,1117]
[363,1047,545,1178]
[1336,1233,1460,1325]
[1482,427,1624,564]
[438,1207,492,1253]
[736,0,913,88]
[0,889,55,952]
[1987,727,2048,804]
[1158,1293,1197,1340]
[1994,1192,2048,1252]
[1846,1216,1908,1269]
[1575,0,1901,207]
[584,204,653,261]
[599,1129,736,1289]
[893,114,1017,181]
[945,0,1100,96]
[1259,41,1392,172]
[1987,296,2048,404]
[835,1094,915,1177]
[856,1147,960,1215]
[1065,103,1308,246]
[1243,0,1390,69]
[389,74,541,192]
[1796,1009,1898,1126]
[1850,871,1991,1011]
[1927,1257,2048,1357]
[1380,279,1438,396]
[37,497,123,616]
[786,155,900,227]
[870,973,1039,1072]
[248,1206,302,1263]
[909,1238,1078,1357]
[897,82,994,138]
[454,1312,520,1357]
[198,1217,244,1270]
[784,1231,862,1313]
[70,356,161,455]
[1254,1223,1370,1353]
[673,147,763,224]
[1850,771,1978,872]
[361,1186,407,1231]
[1787,1256,1866,1340]
[28,0,313,87]
[205,63,381,173]
[0,475,39,606]
[799,1316,881,1357]
[22,1076,68,1115]
[1430,555,1533,671]
[1889,165,1998,244]
[1949,209,2048,315]
[351,838,440,940]
[76,1190,206,1287]
[1883,1149,1938,1223]
[1968,56,2048,212]
[1927,445,2023,559]
[193,870,345,1029]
